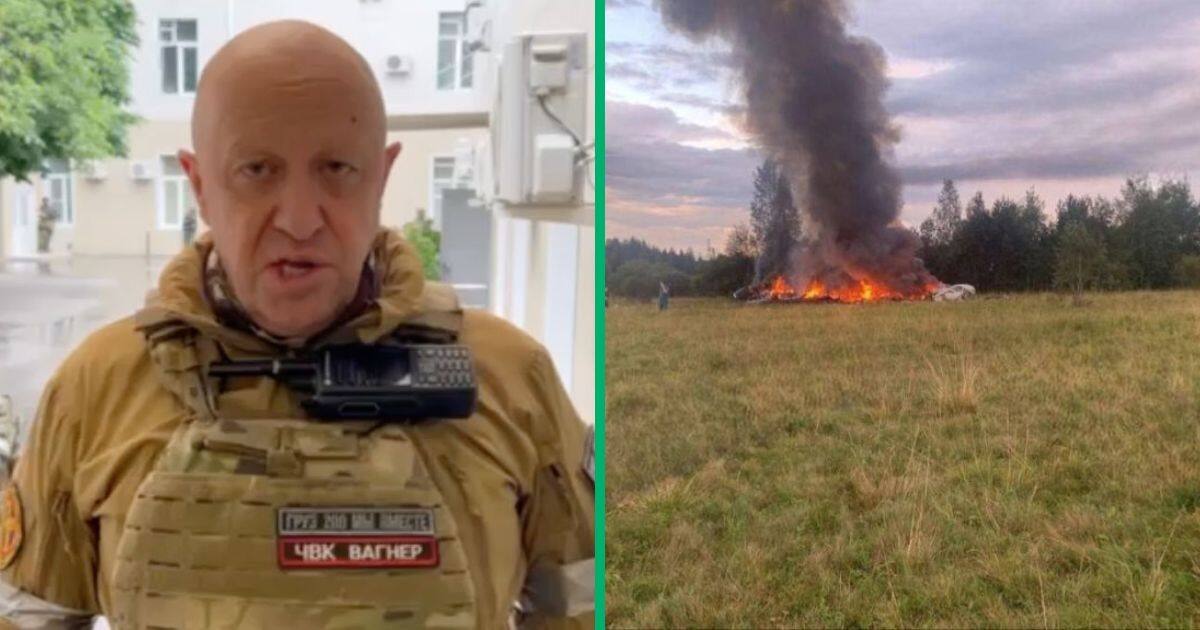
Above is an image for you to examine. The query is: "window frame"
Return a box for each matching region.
[436,12,473,91]
[160,18,199,95]
[44,161,74,227]
[429,154,459,230]
[157,154,191,230]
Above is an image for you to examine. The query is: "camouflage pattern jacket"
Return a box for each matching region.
[0,230,593,629]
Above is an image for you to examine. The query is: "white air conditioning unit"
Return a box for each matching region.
[130,160,156,181]
[78,159,107,181]
[385,54,412,76]
[494,32,588,207]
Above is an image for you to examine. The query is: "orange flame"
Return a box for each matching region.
[767,276,793,299]
[761,275,936,303]
[803,280,825,299]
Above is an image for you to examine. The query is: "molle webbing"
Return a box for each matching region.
[114,284,479,629]
[138,319,219,422]
[109,420,478,628]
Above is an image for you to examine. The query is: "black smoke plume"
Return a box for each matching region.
[657,0,940,295]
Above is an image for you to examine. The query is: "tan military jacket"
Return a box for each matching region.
[0,230,593,628]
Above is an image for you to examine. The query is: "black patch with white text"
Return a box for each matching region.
[276,507,439,569]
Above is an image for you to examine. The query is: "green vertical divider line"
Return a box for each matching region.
[594,0,606,627]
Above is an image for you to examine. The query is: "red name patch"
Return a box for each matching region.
[278,535,439,568]
[276,507,440,569]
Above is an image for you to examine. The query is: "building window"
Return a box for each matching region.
[436,12,473,90]
[160,19,198,94]
[430,156,458,226]
[45,159,73,226]
[159,155,194,229]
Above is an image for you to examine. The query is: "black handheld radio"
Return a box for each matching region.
[207,345,477,421]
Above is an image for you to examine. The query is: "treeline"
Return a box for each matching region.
[920,177,1200,292]
[607,173,1200,298]
[606,237,755,299]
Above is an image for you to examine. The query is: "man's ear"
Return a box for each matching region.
[177,149,207,223]
[381,141,403,190]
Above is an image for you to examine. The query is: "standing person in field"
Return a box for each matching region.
[0,20,593,629]
[658,281,670,310]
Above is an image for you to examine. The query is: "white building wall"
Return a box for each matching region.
[0,181,8,259]
[128,0,489,122]
[230,0,490,117]
[128,0,229,122]
[71,120,196,256]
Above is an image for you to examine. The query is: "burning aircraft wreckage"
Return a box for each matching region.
[658,0,974,305]
[733,278,975,304]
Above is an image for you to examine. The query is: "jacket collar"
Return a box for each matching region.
[138,229,427,356]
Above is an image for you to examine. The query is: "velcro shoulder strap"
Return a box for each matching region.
[135,306,220,421]
[393,282,464,343]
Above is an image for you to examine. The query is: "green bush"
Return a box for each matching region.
[401,215,441,280]
[1174,254,1200,288]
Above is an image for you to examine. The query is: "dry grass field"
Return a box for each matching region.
[606,292,1200,628]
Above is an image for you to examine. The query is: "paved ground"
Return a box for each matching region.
[0,256,171,444]
[0,257,168,628]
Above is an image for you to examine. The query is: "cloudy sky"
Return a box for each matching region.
[605,0,1200,252]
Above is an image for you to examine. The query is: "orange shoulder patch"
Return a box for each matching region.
[0,484,23,569]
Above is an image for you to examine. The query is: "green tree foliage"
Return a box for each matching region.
[694,254,754,297]
[923,183,973,284]
[965,191,987,219]
[689,222,758,297]
[0,0,138,179]
[401,214,442,280]
[1052,195,1128,288]
[605,237,700,278]
[1017,189,1054,289]
[606,238,701,299]
[724,221,757,259]
[941,192,1051,291]
[1174,255,1200,288]
[749,159,801,281]
[611,177,1200,300]
[919,177,1199,294]
[1053,221,1108,295]
[1115,176,1199,288]
[920,179,962,247]
[609,259,691,300]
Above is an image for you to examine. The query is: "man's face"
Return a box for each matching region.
[180,70,400,339]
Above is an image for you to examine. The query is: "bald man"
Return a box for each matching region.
[0,21,593,629]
